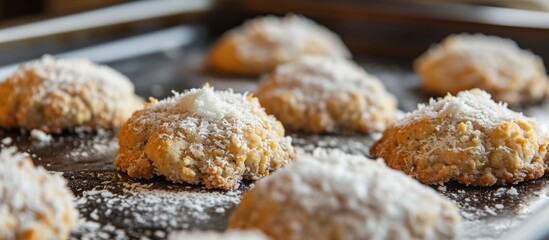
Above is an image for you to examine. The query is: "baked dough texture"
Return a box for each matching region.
[229,150,460,240]
[168,230,270,240]
[0,148,78,240]
[0,55,143,132]
[415,33,548,105]
[371,89,549,186]
[115,86,296,190]
[255,56,397,133]
[208,14,351,76]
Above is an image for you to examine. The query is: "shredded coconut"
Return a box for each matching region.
[1,137,12,145]
[229,150,461,239]
[0,147,77,239]
[397,89,529,129]
[507,187,519,196]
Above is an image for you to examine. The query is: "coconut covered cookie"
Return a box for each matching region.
[0,148,78,240]
[229,150,460,240]
[415,33,548,105]
[208,14,351,76]
[371,89,549,186]
[0,55,143,133]
[115,86,296,190]
[255,56,397,133]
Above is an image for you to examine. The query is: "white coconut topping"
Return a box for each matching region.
[0,147,78,239]
[397,89,532,129]
[229,149,461,240]
[16,55,135,98]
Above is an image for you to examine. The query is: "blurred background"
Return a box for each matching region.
[1,0,549,67]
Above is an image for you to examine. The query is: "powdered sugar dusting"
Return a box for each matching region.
[70,172,246,239]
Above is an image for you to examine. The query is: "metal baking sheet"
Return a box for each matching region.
[1,48,549,240]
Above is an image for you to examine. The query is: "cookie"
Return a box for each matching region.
[0,55,143,133]
[115,85,296,190]
[255,56,397,133]
[371,89,549,186]
[0,148,78,240]
[229,150,460,240]
[415,33,548,105]
[208,14,351,76]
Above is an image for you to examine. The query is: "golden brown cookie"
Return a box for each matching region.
[0,148,78,240]
[208,14,351,76]
[0,55,143,133]
[255,56,397,133]
[229,150,461,240]
[415,33,548,105]
[115,86,296,190]
[371,89,549,186]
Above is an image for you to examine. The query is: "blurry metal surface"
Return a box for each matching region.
[0,0,212,44]
[0,25,205,80]
[236,0,549,62]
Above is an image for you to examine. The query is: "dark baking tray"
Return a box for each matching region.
[1,45,549,240]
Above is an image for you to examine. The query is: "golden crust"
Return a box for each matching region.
[371,90,549,186]
[115,87,295,190]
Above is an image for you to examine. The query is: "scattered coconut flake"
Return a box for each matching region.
[30,129,52,142]
[484,206,497,216]
[507,187,519,196]
[1,137,12,145]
